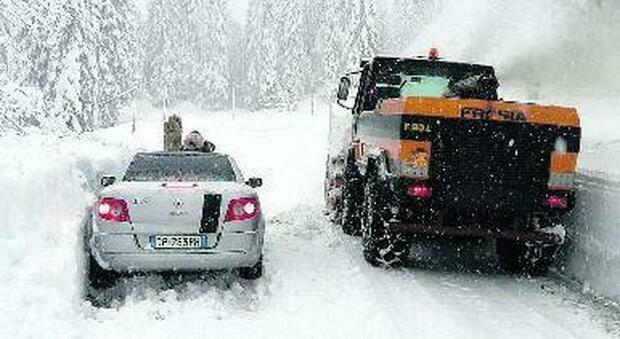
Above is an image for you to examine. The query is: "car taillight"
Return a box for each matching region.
[225,197,260,222]
[98,197,131,222]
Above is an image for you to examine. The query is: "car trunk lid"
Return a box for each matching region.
[104,181,234,249]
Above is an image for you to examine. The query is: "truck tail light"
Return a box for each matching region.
[98,197,131,222]
[407,185,432,198]
[225,197,260,222]
[546,195,567,209]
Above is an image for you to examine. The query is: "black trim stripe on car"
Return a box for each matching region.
[200,194,221,233]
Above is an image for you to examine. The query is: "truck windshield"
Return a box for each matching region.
[371,58,499,101]
[123,153,236,182]
[398,75,451,97]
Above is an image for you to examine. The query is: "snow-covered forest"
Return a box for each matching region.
[0,0,434,136]
[0,0,138,134]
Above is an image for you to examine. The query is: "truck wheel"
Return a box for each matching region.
[497,240,558,275]
[362,157,409,268]
[238,255,263,280]
[341,151,363,236]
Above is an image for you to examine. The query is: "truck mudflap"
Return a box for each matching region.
[389,222,563,244]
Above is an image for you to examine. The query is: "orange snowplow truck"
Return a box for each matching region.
[329,53,580,273]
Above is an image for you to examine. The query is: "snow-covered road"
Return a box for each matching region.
[1,102,618,338]
[87,206,618,338]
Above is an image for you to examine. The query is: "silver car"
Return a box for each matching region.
[85,151,265,286]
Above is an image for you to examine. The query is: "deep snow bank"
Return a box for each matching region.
[411,0,620,301]
[0,124,143,337]
[565,175,620,301]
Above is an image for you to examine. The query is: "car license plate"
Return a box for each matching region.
[150,235,207,249]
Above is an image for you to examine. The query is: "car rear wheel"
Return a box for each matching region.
[82,214,118,290]
[362,157,410,268]
[87,253,119,289]
[238,255,263,280]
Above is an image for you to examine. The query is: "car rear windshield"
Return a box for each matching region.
[123,153,236,182]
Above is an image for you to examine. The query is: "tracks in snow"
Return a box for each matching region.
[268,206,618,338]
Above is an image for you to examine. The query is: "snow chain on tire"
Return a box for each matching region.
[341,149,363,236]
[362,156,409,268]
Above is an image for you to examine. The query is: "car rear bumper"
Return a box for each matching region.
[90,231,262,272]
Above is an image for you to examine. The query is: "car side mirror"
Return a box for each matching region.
[100,175,116,187]
[246,177,263,188]
[336,76,351,101]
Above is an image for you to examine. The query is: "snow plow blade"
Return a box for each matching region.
[389,223,563,244]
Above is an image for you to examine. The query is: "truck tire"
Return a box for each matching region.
[362,157,410,267]
[341,150,363,236]
[497,240,558,275]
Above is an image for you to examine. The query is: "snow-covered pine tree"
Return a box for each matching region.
[143,0,181,108]
[8,0,60,115]
[191,0,230,109]
[227,18,245,109]
[1,0,138,134]
[346,0,378,68]
[0,2,11,84]
[244,0,282,109]
[304,0,326,91]
[24,0,82,133]
[0,0,53,133]
[143,0,231,110]
[242,0,260,109]
[313,0,356,90]
[388,0,435,55]
[375,1,391,54]
[244,0,382,109]
[94,0,139,127]
[0,6,47,136]
[170,0,199,104]
[275,0,310,107]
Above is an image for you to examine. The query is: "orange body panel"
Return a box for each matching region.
[399,141,432,166]
[379,97,580,128]
[550,153,579,173]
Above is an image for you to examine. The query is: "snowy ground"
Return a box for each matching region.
[1,101,619,338]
